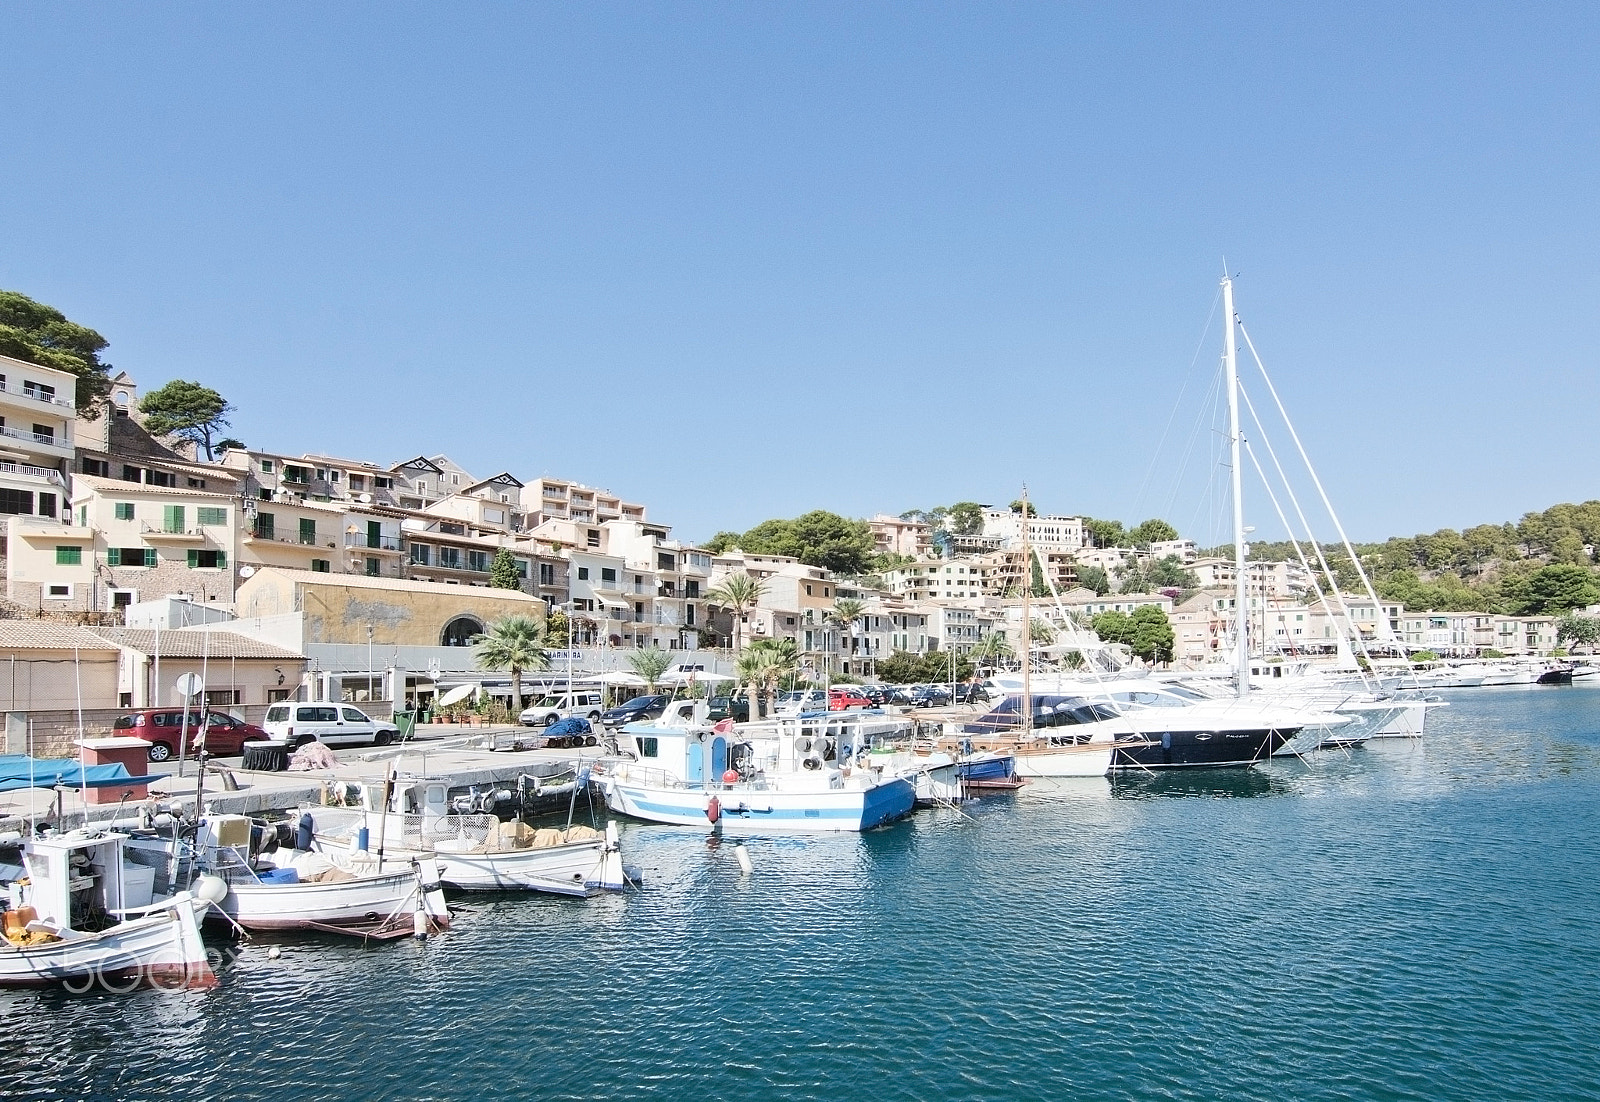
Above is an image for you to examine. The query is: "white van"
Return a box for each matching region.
[262,702,399,748]
[519,690,605,727]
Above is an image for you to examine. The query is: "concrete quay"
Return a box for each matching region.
[0,724,598,834]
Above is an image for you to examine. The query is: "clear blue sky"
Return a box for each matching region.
[4,4,1596,548]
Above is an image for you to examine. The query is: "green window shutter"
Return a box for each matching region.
[144,548,158,567]
[187,549,198,568]
[164,505,184,533]
[114,503,134,520]
[300,518,316,544]
[217,550,227,568]
[198,507,227,525]
[55,546,81,565]
[106,548,121,566]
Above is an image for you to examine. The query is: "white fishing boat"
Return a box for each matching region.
[0,829,216,991]
[307,776,625,896]
[590,701,916,832]
[184,815,451,937]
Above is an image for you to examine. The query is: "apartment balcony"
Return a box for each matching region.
[0,380,76,412]
[0,459,65,488]
[345,534,405,553]
[140,524,208,543]
[0,424,72,458]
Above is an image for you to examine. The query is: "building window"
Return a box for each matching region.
[122,465,142,483]
[115,502,135,521]
[299,518,317,545]
[55,546,81,565]
[601,568,617,583]
[107,548,156,567]
[186,477,206,489]
[37,493,55,518]
[577,566,590,581]
[198,507,227,525]
[586,529,601,548]
[23,380,56,402]
[260,459,275,473]
[411,544,431,565]
[310,559,330,573]
[0,489,33,515]
[467,550,489,572]
[375,476,392,489]
[540,563,555,586]
[349,474,365,491]
[187,549,226,569]
[806,584,813,596]
[254,513,275,539]
[146,470,173,487]
[47,584,71,599]
[685,580,699,598]
[163,505,186,533]
[366,557,380,576]
[686,604,695,626]
[32,424,54,445]
[283,465,309,484]
[80,457,109,477]
[657,553,675,570]
[438,547,462,569]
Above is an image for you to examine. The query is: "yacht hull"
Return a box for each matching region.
[1110,727,1292,769]
[599,776,916,833]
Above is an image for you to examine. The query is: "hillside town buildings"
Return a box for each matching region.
[0,371,1585,715]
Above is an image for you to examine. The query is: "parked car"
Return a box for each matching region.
[857,685,888,706]
[111,709,268,763]
[707,695,753,723]
[828,687,873,711]
[519,690,605,727]
[261,702,401,748]
[600,694,671,728]
[773,690,828,717]
[540,717,599,748]
[907,686,953,707]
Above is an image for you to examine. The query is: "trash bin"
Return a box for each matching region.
[241,741,290,772]
[416,708,432,725]
[393,710,416,742]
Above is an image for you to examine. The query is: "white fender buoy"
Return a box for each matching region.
[193,874,229,905]
[734,843,753,876]
[413,901,428,939]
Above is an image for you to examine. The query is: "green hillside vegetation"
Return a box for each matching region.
[1207,501,1600,616]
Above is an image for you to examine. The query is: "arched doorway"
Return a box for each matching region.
[441,615,484,647]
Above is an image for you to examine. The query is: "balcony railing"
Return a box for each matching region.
[345,534,405,552]
[0,381,75,409]
[0,460,64,486]
[0,425,64,448]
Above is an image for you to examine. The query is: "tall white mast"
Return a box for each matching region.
[1019,485,1032,736]
[1223,272,1250,697]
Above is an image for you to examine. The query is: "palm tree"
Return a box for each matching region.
[707,573,767,651]
[736,647,773,722]
[757,641,798,702]
[627,646,674,693]
[1030,617,1058,646]
[972,631,1015,670]
[472,615,549,712]
[828,598,866,674]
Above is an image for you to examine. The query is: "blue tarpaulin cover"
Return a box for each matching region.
[0,754,161,793]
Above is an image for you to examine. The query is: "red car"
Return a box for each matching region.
[111,709,269,762]
[828,688,873,711]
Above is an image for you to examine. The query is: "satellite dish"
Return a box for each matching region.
[239,565,256,578]
[356,493,372,503]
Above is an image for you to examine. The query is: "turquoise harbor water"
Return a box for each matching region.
[4,686,1600,1101]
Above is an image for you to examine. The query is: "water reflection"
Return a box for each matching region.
[1109,767,1289,800]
